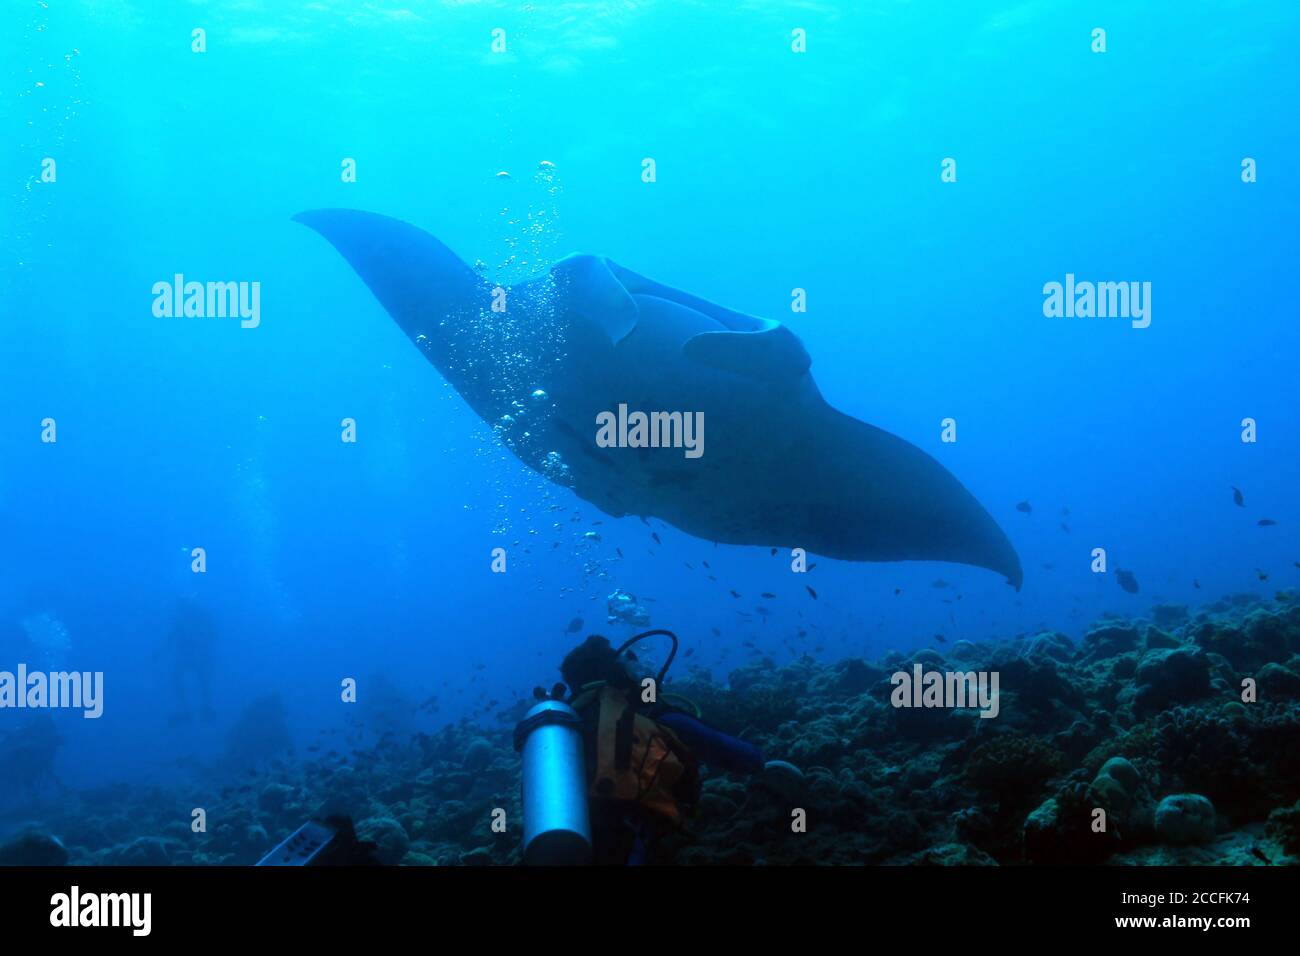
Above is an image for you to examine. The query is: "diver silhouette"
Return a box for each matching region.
[158,597,218,726]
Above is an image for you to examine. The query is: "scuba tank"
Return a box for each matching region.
[513,699,592,865]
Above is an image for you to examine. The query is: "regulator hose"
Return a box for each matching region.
[614,629,679,686]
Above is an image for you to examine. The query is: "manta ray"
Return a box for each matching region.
[295,209,1022,588]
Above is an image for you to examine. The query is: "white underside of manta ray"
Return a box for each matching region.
[295,209,1023,589]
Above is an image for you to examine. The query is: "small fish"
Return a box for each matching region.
[931,579,949,589]
[894,588,901,596]
[770,548,778,556]
[651,532,662,545]
[702,560,711,569]
[761,592,777,599]
[616,547,624,558]
[755,606,771,615]
[934,633,947,644]
[1232,486,1244,507]
[1061,506,1070,516]
[807,562,817,570]
[1015,500,1032,514]
[564,617,584,634]
[806,585,818,599]
[1258,518,1277,527]
[730,589,741,598]
[1256,569,1269,582]
[683,647,695,658]
[1115,568,1140,594]
[1250,846,1272,865]
[1060,523,1071,533]
[684,562,694,570]
[1193,578,1201,589]
[711,627,721,637]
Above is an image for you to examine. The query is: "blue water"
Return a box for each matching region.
[3,1,1298,792]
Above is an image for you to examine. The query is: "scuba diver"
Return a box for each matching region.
[262,628,801,867]
[516,630,802,865]
[157,596,218,725]
[0,714,64,805]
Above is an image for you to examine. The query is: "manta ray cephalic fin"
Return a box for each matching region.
[551,254,639,344]
[682,322,812,381]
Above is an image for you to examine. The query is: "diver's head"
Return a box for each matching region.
[560,635,637,694]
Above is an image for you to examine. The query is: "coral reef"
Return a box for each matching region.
[4,592,1300,866]
[1153,794,1216,845]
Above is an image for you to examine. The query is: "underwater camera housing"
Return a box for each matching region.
[254,817,381,866]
